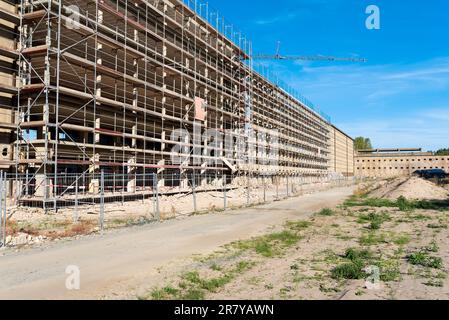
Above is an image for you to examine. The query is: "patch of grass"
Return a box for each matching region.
[183,271,202,284]
[200,275,233,292]
[410,214,432,221]
[316,208,335,216]
[335,234,354,241]
[358,231,409,246]
[319,284,340,293]
[331,248,374,280]
[436,272,447,280]
[344,248,373,262]
[267,231,301,246]
[233,229,302,258]
[331,261,366,280]
[332,247,400,283]
[397,196,411,211]
[358,212,391,224]
[427,223,448,229]
[321,250,342,265]
[236,260,254,273]
[147,286,180,300]
[345,195,449,211]
[392,234,411,246]
[210,263,222,271]
[148,259,256,300]
[359,232,387,246]
[179,289,205,300]
[279,286,293,297]
[377,259,401,282]
[285,220,311,231]
[355,290,365,296]
[254,241,274,257]
[408,252,443,269]
[345,197,396,208]
[369,220,382,230]
[423,279,444,288]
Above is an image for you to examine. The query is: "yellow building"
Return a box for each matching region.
[329,126,354,177]
[355,149,449,178]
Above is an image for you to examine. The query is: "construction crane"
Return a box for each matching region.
[247,42,367,63]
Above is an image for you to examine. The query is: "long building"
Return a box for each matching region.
[0,0,354,207]
[355,148,449,178]
[329,125,354,178]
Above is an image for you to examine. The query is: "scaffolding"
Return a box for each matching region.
[0,0,341,211]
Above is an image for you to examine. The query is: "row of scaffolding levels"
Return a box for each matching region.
[0,0,339,209]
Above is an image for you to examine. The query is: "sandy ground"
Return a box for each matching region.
[205,207,449,300]
[0,185,354,300]
[143,177,449,301]
[369,176,449,200]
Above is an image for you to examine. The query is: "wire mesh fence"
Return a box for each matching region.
[0,171,359,248]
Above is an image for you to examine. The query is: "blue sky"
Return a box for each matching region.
[206,0,449,151]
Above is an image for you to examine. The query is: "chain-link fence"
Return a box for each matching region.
[0,171,358,248]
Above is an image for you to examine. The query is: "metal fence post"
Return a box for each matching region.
[121,172,125,206]
[0,172,3,248]
[2,172,6,247]
[263,175,266,203]
[152,173,156,219]
[223,174,227,210]
[74,177,78,223]
[153,173,160,221]
[142,173,145,204]
[99,170,105,232]
[276,176,279,199]
[246,173,250,206]
[25,170,29,197]
[192,171,197,213]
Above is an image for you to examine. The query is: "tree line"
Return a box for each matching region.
[353,137,448,156]
[354,137,373,151]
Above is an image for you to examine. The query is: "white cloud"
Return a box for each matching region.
[254,13,298,25]
[337,110,449,151]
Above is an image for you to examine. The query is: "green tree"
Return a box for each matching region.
[354,137,373,151]
[434,148,449,156]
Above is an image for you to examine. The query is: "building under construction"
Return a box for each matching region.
[0,0,354,208]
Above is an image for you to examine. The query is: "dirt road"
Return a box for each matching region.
[0,186,354,300]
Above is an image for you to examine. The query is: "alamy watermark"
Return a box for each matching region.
[170,126,280,168]
[65,265,81,291]
[364,265,381,290]
[65,5,81,30]
[366,5,381,30]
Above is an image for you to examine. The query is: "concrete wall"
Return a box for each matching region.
[329,126,354,177]
[355,153,449,178]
